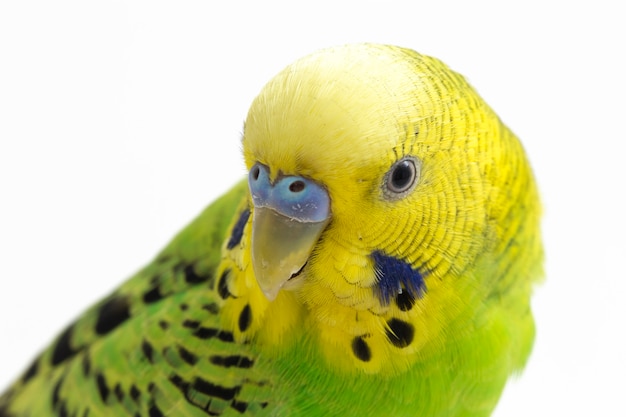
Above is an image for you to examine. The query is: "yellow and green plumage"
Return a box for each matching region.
[0,44,543,416]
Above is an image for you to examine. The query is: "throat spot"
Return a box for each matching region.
[385,318,414,348]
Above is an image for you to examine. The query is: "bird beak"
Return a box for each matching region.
[251,207,329,300]
[248,163,331,301]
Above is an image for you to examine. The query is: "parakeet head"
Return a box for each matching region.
[237,44,542,373]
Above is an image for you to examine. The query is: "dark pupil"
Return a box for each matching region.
[391,161,413,189]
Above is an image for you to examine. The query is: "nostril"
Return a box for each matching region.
[289,180,306,193]
[251,165,260,181]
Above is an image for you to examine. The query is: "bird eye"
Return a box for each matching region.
[383,156,420,199]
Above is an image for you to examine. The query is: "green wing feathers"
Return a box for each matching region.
[0,180,260,417]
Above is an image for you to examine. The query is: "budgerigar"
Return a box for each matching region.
[0,44,543,417]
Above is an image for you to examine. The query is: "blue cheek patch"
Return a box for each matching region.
[248,163,330,223]
[227,208,251,250]
[371,250,426,306]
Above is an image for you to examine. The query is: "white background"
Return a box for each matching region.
[1,1,624,415]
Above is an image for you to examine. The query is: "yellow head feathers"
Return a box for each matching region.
[233,43,542,374]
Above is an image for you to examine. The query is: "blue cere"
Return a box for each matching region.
[371,250,426,305]
[248,163,330,223]
[227,208,251,250]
